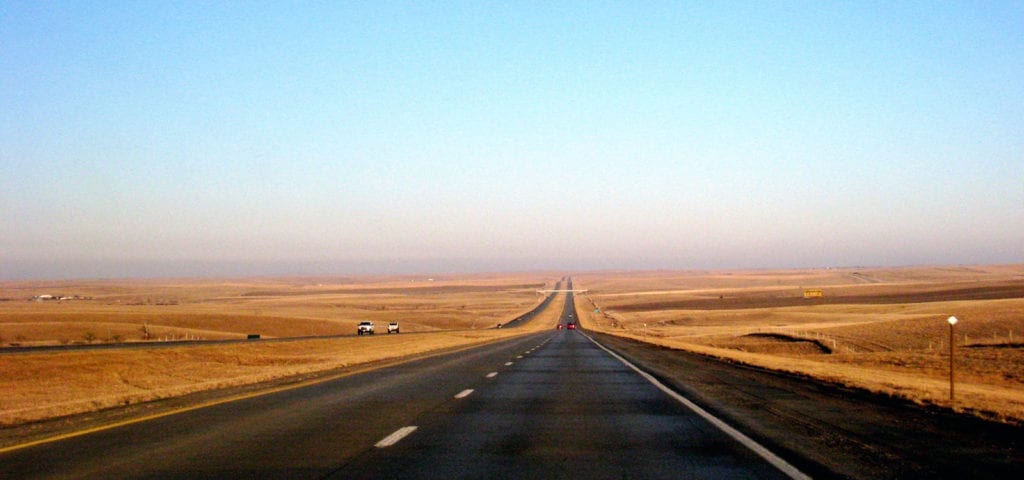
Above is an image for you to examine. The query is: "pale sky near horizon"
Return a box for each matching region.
[2,1,1023,280]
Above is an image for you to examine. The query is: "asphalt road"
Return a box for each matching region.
[0,292,801,480]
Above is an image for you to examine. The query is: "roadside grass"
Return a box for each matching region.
[573,265,1024,424]
[0,322,554,426]
[0,273,552,345]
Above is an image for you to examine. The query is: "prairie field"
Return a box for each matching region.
[573,265,1024,424]
[0,273,554,346]
[0,274,562,426]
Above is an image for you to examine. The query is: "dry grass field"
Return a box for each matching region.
[0,274,563,426]
[573,265,1024,424]
[0,273,554,345]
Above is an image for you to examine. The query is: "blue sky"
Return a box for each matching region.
[2,1,1022,279]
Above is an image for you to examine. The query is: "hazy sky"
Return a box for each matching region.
[3,1,1023,279]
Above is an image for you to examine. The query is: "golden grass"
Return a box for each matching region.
[0,273,553,345]
[574,265,1024,424]
[0,275,564,426]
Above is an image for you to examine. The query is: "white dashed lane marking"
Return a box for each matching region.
[486,372,498,378]
[454,389,474,399]
[375,426,418,448]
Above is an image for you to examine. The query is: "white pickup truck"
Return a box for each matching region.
[357,321,374,335]
[387,322,400,334]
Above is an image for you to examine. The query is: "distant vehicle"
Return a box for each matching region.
[387,322,400,334]
[556,324,564,329]
[357,321,375,335]
[567,322,577,330]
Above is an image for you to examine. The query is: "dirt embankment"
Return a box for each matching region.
[727,333,833,355]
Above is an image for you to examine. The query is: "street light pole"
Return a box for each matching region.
[948,316,958,404]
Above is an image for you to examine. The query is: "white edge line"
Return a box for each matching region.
[581,332,812,480]
[454,389,474,399]
[375,426,418,448]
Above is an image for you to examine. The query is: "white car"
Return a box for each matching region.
[357,321,374,335]
[387,322,400,334]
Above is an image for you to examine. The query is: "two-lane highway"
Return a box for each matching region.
[1,292,804,479]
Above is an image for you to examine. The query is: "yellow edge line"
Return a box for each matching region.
[0,334,532,455]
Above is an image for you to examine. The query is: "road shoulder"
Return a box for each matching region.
[591,331,1024,479]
